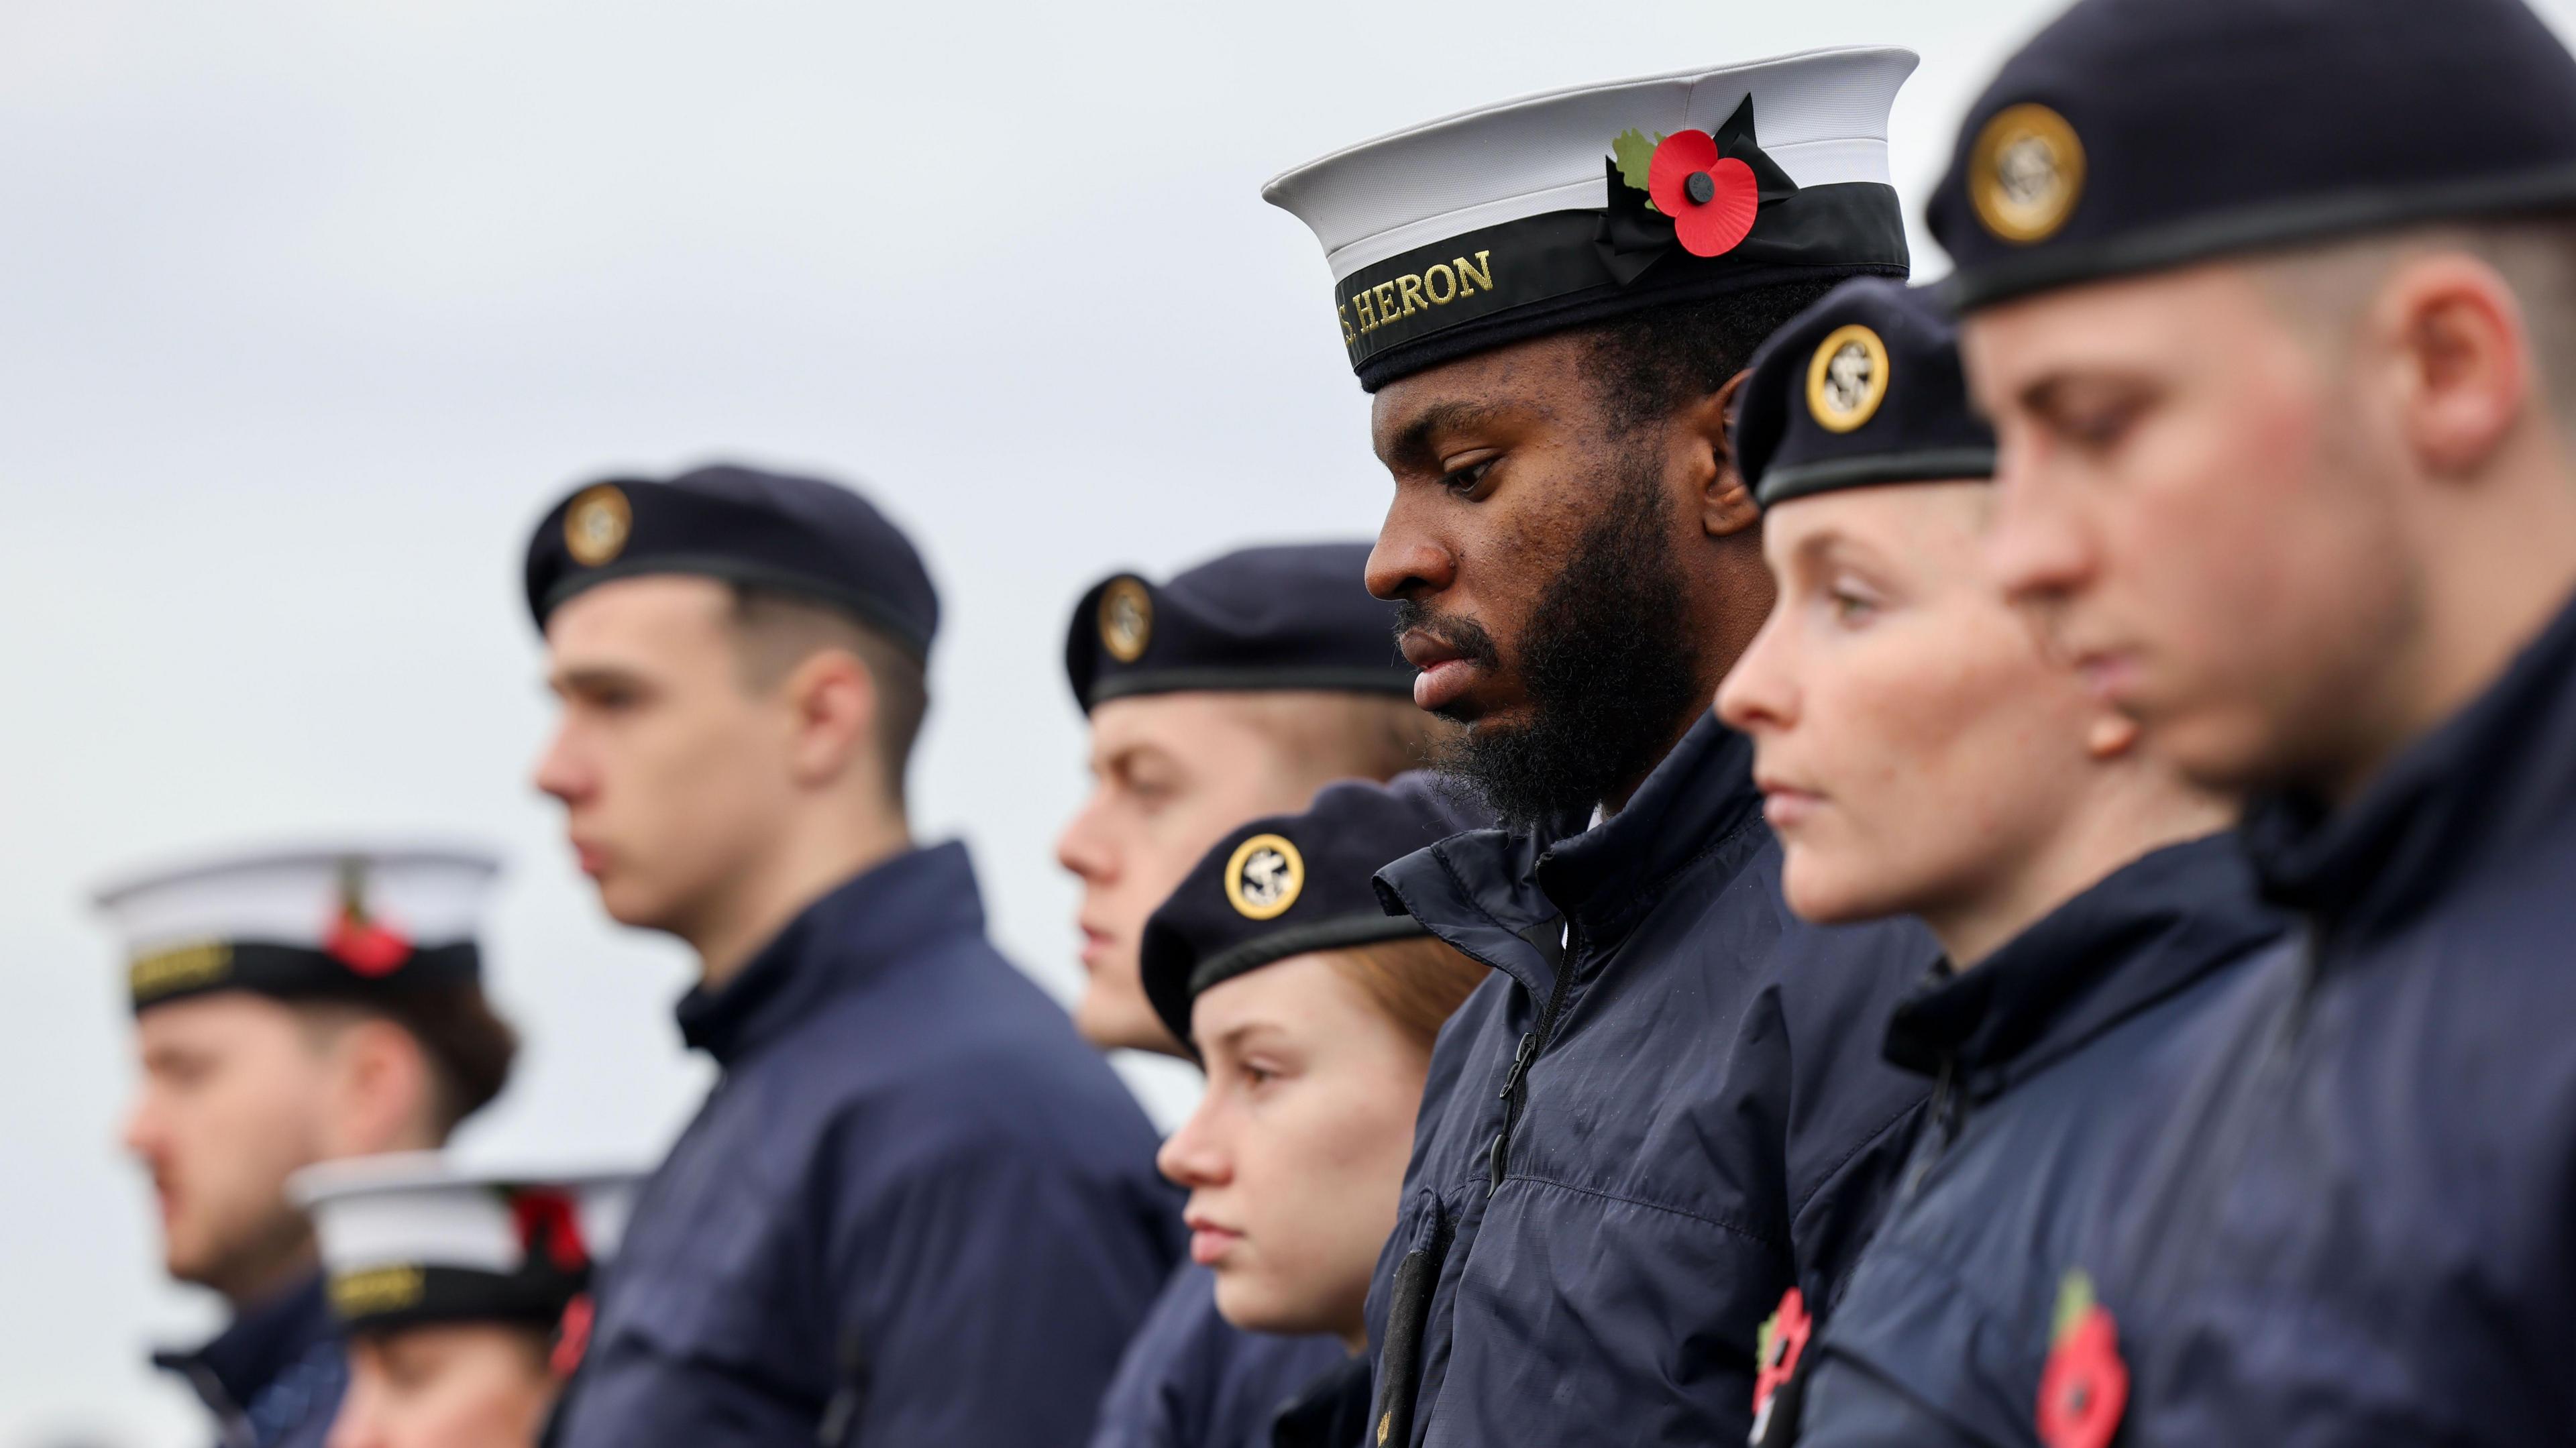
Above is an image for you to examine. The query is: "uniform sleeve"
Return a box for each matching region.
[1088,1266,1213,1448]
[821,1123,1173,1447]
[1766,919,1935,1313]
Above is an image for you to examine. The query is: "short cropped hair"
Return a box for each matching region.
[724,583,929,806]
[1330,936,1488,1054]
[299,985,521,1141]
[2253,212,2576,412]
[1585,280,1847,435]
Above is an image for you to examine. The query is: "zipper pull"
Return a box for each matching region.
[1497,1032,1539,1101]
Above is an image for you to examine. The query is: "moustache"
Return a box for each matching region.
[1391,600,1503,671]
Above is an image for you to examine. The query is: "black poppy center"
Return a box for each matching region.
[1685,171,1716,205]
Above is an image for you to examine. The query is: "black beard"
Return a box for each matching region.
[1401,452,1705,830]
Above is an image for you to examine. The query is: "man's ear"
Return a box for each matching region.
[1689,370,1760,539]
[2373,252,2533,480]
[784,649,881,788]
[318,1016,437,1156]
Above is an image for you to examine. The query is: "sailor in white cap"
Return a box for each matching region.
[289,1154,639,1448]
[1259,53,1939,1447]
[103,844,521,1448]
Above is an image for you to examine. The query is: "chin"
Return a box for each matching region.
[2151,704,2295,796]
[1779,855,1897,928]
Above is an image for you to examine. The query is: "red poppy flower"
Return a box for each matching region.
[1750,1286,1812,1436]
[551,1293,596,1379]
[511,1188,592,1272]
[324,909,414,977]
[1646,129,1760,258]
[2037,1304,2129,1448]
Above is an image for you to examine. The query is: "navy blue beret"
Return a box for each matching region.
[1929,0,2576,313]
[1065,542,1414,714]
[1735,278,1994,509]
[1140,781,1452,1048]
[523,464,939,659]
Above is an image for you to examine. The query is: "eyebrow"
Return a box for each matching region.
[549,663,650,695]
[1787,525,1853,573]
[1380,399,1515,472]
[1207,1019,1286,1058]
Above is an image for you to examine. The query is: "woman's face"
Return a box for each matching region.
[1717,482,2106,930]
[328,1323,557,1448]
[1157,953,1430,1346]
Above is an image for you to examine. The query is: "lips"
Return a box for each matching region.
[1184,1213,1242,1266]
[1754,775,1825,832]
[1400,630,1481,712]
[1076,924,1116,977]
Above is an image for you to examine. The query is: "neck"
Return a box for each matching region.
[2328,441,2576,804]
[215,1233,319,1311]
[690,805,912,988]
[1928,777,2233,970]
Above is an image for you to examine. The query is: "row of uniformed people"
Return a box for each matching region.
[106,0,2576,1442]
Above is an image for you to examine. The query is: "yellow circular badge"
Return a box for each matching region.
[1807,325,1892,434]
[564,484,634,567]
[1098,577,1154,664]
[1972,103,2086,244]
[1224,833,1305,921]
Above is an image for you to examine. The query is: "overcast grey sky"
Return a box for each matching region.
[9,1,2572,1442]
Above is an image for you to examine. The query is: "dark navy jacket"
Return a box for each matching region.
[1362,710,1937,1448]
[1789,834,2287,1447]
[154,1272,343,1448]
[2085,592,2576,1447]
[551,843,1182,1447]
[1089,1262,1348,1448]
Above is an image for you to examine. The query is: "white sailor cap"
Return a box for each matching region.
[290,1152,642,1337]
[1264,47,1917,390]
[94,842,500,1013]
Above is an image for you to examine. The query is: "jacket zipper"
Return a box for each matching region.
[1489,920,1578,1198]
[1896,1058,1967,1205]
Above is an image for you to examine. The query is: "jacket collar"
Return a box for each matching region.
[152,1269,335,1418]
[1882,833,2285,1095]
[676,842,986,1066]
[2243,585,2576,946]
[1373,710,1766,1000]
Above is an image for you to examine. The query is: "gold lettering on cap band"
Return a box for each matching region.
[129,941,234,1003]
[1225,833,1305,921]
[1807,325,1892,434]
[564,484,635,567]
[331,1265,427,1318]
[1342,250,1497,342]
[1972,104,2086,245]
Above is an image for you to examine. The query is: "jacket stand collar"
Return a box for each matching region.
[676,842,986,1066]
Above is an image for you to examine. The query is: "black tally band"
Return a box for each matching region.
[1334,183,1909,390]
[330,1262,588,1334]
[129,940,482,1013]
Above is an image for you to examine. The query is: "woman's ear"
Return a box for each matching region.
[1695,370,1760,539]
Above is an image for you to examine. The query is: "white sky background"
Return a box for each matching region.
[9,1,2572,1442]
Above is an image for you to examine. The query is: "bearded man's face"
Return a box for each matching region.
[1366,331,1712,828]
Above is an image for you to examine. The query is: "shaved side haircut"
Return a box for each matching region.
[726,583,930,807]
